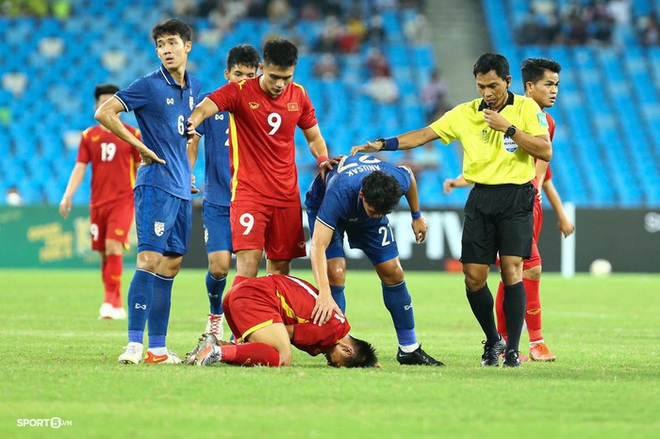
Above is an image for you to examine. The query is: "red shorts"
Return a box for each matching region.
[230,199,306,260]
[523,198,543,270]
[222,282,281,343]
[89,198,134,252]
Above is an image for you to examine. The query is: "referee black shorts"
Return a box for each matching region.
[460,182,535,265]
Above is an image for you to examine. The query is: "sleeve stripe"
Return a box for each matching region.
[316,217,335,231]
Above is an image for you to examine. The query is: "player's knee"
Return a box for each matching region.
[208,260,229,279]
[327,265,346,285]
[523,265,542,280]
[278,352,293,367]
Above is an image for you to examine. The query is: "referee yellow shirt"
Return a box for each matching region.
[429,92,549,185]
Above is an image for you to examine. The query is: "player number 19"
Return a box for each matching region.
[100,142,116,161]
[240,213,255,235]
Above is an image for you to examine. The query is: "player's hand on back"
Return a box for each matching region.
[311,291,344,326]
[186,119,198,145]
[139,147,166,165]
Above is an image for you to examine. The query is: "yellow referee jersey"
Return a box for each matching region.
[429,92,548,185]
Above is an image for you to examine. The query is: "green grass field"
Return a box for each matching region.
[1,269,658,438]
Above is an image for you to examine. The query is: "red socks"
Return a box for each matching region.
[523,278,542,343]
[495,281,507,342]
[496,278,543,344]
[104,254,124,308]
[221,342,282,366]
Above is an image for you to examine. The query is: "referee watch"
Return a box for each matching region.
[505,125,517,138]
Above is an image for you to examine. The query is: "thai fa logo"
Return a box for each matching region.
[154,221,165,237]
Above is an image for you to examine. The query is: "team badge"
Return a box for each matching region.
[154,221,165,237]
[204,227,209,243]
[189,96,194,110]
[287,102,299,112]
[481,129,488,142]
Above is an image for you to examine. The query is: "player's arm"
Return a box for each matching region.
[400,166,428,244]
[188,133,202,194]
[443,173,470,194]
[59,162,87,219]
[94,97,164,165]
[350,127,439,155]
[309,220,343,325]
[483,108,552,161]
[302,124,333,176]
[186,97,219,144]
[542,179,575,237]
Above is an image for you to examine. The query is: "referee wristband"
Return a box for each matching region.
[317,155,329,167]
[377,137,399,151]
[411,210,422,220]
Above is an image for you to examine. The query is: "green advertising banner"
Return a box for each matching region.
[0,206,137,268]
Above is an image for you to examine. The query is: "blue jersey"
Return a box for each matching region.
[195,93,231,207]
[306,155,412,230]
[116,65,201,200]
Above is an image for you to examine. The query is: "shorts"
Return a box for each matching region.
[461,182,534,265]
[523,197,543,270]
[134,185,191,256]
[222,280,281,343]
[89,197,134,251]
[307,208,399,266]
[230,199,306,260]
[202,201,232,253]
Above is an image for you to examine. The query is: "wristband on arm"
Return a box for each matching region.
[377,137,399,151]
[411,210,422,220]
[317,155,329,167]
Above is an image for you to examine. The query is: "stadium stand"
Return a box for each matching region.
[0,0,658,208]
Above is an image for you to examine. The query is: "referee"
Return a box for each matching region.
[351,53,552,367]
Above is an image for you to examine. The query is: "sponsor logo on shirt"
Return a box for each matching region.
[287,102,299,112]
[481,130,488,142]
[114,229,125,236]
[92,135,100,142]
[249,102,259,109]
[166,98,174,105]
[154,221,165,236]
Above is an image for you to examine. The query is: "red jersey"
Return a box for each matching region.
[545,111,556,141]
[76,124,141,207]
[208,76,318,207]
[224,274,350,356]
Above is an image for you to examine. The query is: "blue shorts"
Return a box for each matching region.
[307,209,399,266]
[202,201,232,253]
[134,185,191,256]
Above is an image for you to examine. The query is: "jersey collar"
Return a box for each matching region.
[159,64,190,89]
[478,91,515,112]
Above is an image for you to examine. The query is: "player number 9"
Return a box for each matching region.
[239,213,254,235]
[267,113,281,135]
[90,223,99,242]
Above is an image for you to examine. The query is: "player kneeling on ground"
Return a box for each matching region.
[185,274,379,368]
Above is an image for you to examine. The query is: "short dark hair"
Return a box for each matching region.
[343,336,379,368]
[263,38,298,68]
[152,18,192,44]
[227,44,261,71]
[94,83,119,101]
[361,171,402,215]
[473,53,510,80]
[521,58,562,88]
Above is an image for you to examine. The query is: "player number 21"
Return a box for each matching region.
[379,225,394,246]
[267,112,281,135]
[240,213,254,235]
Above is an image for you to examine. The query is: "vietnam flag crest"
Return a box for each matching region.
[287,102,299,112]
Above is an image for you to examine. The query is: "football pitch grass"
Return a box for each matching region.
[1,269,658,438]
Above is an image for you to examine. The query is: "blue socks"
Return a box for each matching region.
[147,274,174,350]
[330,285,346,313]
[127,269,156,344]
[206,272,226,315]
[382,281,417,347]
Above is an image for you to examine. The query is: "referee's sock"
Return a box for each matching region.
[127,269,156,344]
[466,284,500,343]
[148,274,174,350]
[503,281,526,354]
[382,281,417,347]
